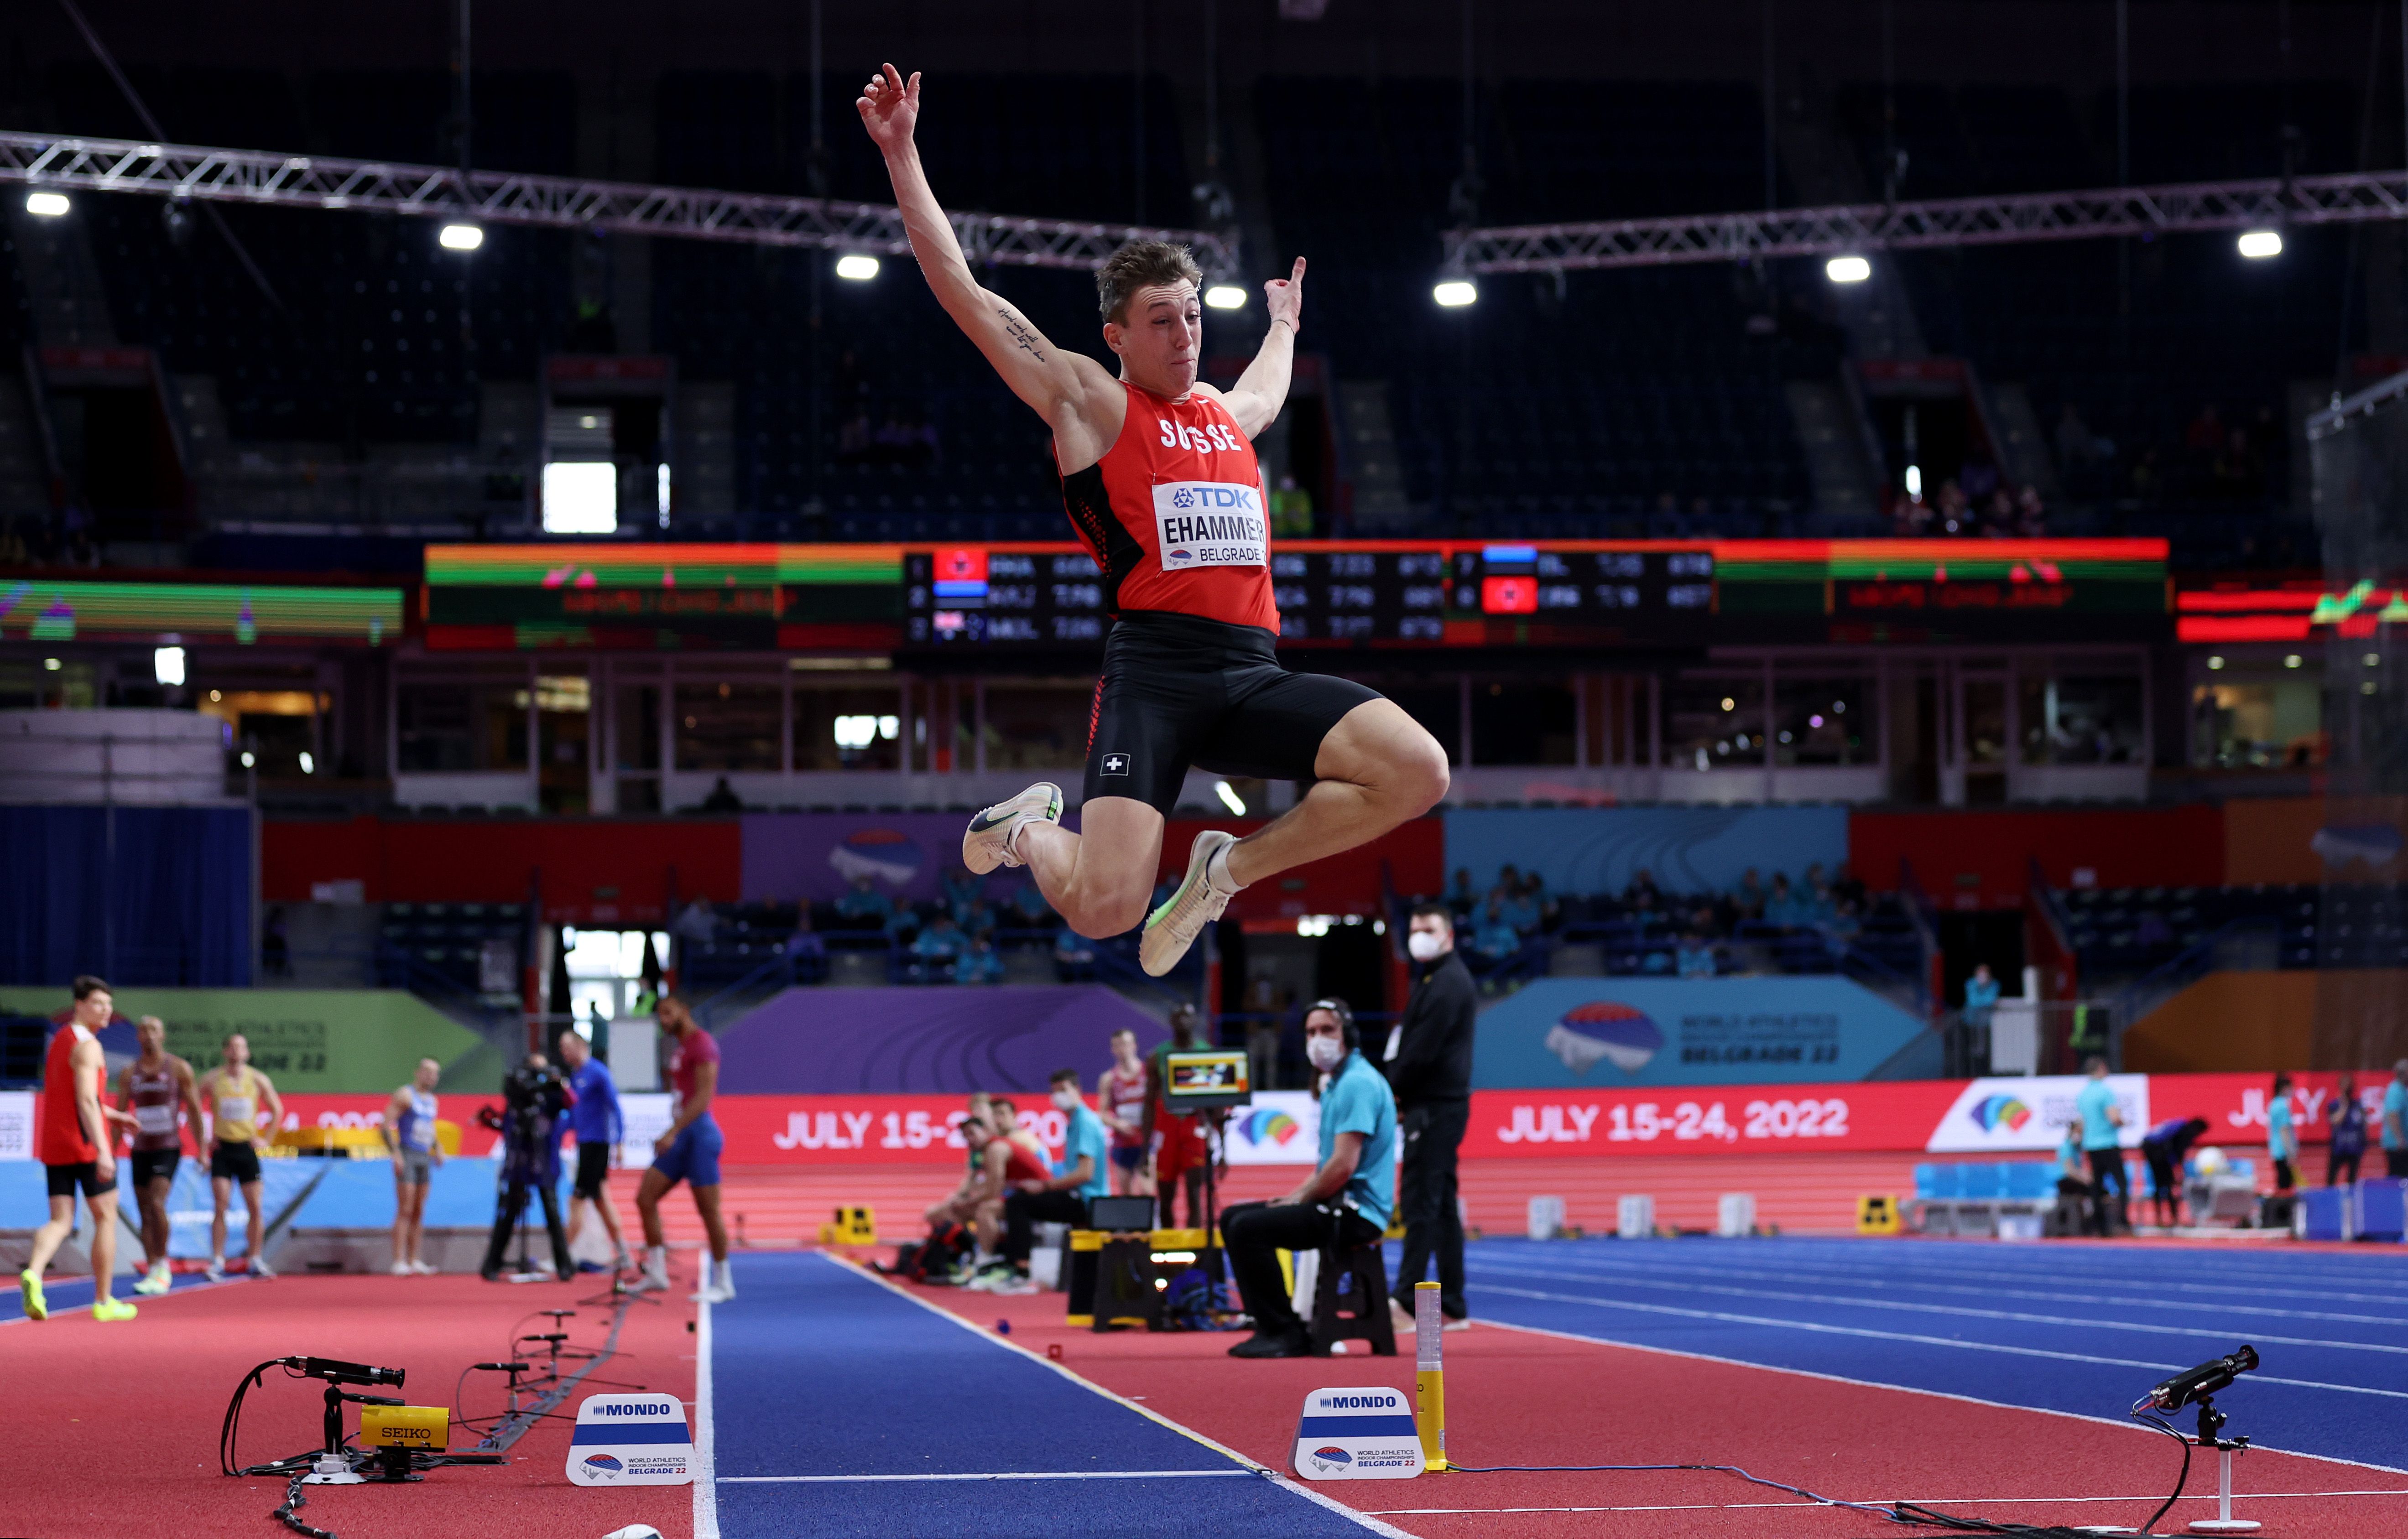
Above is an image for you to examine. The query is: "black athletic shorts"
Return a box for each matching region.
[574,1141,611,1201]
[130,1149,181,1189]
[1082,610,1382,815]
[210,1143,262,1184]
[45,1161,116,1199]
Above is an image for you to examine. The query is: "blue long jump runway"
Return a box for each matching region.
[702,1252,1388,1538]
[1,1270,226,1324]
[1460,1237,2408,1473]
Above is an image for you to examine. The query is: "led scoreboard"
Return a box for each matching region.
[903,541,1719,649]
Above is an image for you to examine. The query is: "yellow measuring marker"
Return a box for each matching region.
[1414,1280,1448,1472]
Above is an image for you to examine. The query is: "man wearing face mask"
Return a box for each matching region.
[1386,902,1476,1332]
[994,1069,1113,1295]
[1220,999,1397,1358]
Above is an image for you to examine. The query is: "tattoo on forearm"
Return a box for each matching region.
[998,308,1047,362]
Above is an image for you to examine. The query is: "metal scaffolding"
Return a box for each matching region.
[1442,169,2408,274]
[0,130,1235,274]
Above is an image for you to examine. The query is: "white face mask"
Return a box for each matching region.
[1050,1089,1080,1112]
[1306,1035,1347,1072]
[1407,930,1446,962]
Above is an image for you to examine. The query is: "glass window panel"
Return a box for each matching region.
[1774,677,1876,766]
[1471,682,1576,766]
[397,681,527,772]
[981,683,1093,771]
[2192,676,2324,769]
[1662,675,1765,768]
[2020,673,2144,765]
[614,683,662,771]
[794,680,904,771]
[674,681,781,771]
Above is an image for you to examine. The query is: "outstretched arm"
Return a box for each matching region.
[858,64,1120,465]
[1207,258,1306,439]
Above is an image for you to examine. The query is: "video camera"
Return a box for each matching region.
[479,1060,569,1148]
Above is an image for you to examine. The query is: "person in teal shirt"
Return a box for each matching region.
[991,1069,1111,1294]
[1962,964,2002,1027]
[2384,1060,2408,1180]
[2074,1057,2128,1232]
[2265,1073,2298,1191]
[1220,999,1398,1358]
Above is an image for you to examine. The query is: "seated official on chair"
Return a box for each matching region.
[1221,999,1397,1359]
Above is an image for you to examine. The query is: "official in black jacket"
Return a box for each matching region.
[1385,901,1477,1326]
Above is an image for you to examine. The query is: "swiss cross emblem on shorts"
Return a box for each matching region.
[1101,752,1131,775]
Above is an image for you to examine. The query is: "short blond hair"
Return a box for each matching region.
[1095,240,1202,326]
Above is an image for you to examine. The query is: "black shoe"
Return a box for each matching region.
[1229,1326,1310,1359]
[479,1268,501,1282]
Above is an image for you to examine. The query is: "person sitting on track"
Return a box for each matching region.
[1220,999,1397,1359]
[923,1092,998,1231]
[857,62,1449,983]
[966,1097,1053,1286]
[986,1069,1111,1298]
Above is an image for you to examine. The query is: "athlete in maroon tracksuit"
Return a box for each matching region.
[860,63,1450,979]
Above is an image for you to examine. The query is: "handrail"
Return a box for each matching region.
[2101,915,2281,1035]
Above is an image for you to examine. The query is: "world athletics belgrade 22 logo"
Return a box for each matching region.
[1238,1107,1301,1149]
[1309,1447,1353,1474]
[580,1454,624,1480]
[1545,1000,1666,1076]
[1970,1095,2034,1133]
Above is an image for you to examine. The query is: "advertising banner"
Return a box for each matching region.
[1472,977,1930,1091]
[144,1073,2345,1172]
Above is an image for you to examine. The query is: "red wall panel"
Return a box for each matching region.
[1849,806,2224,907]
[263,816,742,922]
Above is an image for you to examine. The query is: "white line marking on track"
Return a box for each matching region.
[1466,1259,2408,1356]
[721,1470,1261,1483]
[825,1254,1417,1538]
[1472,1250,2408,1326]
[1467,1314,2408,1478]
[693,1289,719,1539]
[1475,1281,2408,1401]
[1364,1490,2408,1517]
[1541,1247,2408,1307]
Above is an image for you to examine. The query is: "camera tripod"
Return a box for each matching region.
[2183,1394,2257,1535]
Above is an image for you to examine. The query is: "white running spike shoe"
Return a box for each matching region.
[961,781,1063,874]
[1139,829,1242,977]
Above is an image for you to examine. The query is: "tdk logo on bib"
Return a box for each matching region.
[1153,482,1267,571]
[1291,1385,1425,1481]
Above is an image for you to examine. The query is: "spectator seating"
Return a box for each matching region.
[373,901,527,997]
[2054,883,2408,975]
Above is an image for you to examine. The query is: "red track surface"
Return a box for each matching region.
[0,1269,701,1539]
[904,1268,2408,1539]
[636,1150,1975,1248]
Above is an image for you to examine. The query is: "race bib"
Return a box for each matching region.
[1152,482,1268,571]
[135,1103,177,1135]
[216,1096,253,1128]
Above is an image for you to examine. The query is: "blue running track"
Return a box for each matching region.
[704,1252,1385,1538]
[1460,1237,2408,1473]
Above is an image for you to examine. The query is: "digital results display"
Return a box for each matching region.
[903,542,1718,650]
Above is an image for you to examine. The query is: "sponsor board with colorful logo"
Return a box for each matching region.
[1926,1075,2149,1153]
[1221,1092,1320,1166]
[1291,1387,1425,1481]
[566,1393,694,1487]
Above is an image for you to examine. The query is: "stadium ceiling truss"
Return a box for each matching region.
[0,130,1236,275]
[1443,170,2408,274]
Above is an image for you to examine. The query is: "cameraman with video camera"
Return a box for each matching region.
[478,1051,576,1282]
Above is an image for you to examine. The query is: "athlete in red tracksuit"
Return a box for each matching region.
[860,63,1450,979]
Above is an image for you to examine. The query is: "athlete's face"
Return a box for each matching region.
[223,1034,249,1070]
[136,1016,164,1055]
[74,989,111,1029]
[1106,281,1202,397]
[413,1057,441,1091]
[1110,1030,1138,1067]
